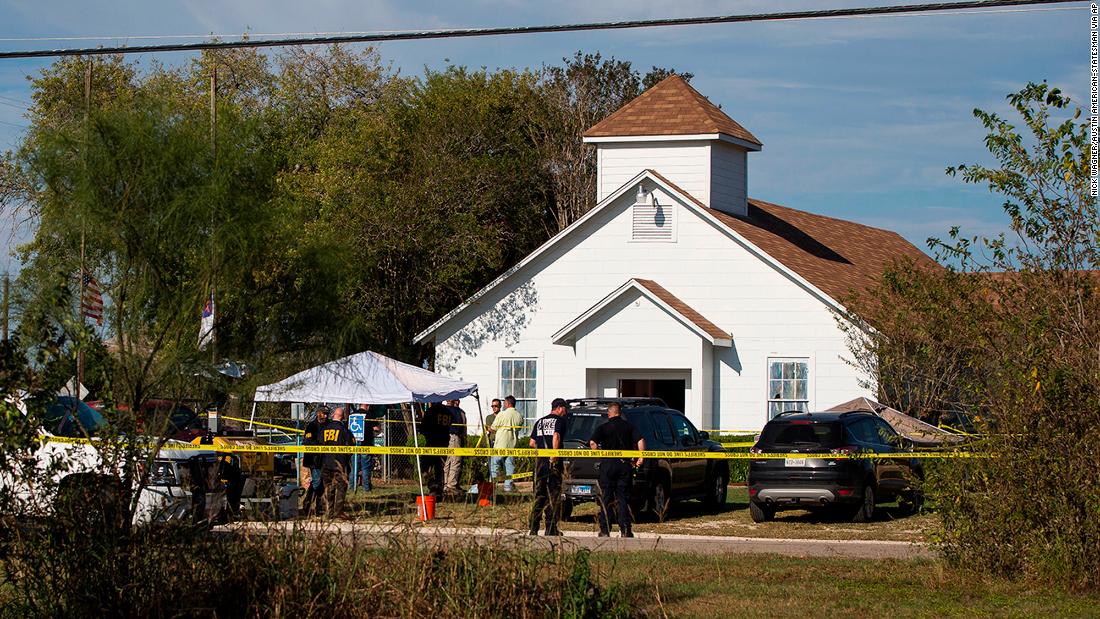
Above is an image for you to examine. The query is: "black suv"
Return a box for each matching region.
[747,410,923,523]
[560,398,728,521]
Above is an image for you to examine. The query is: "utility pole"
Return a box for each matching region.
[208,64,217,363]
[77,59,91,389]
[2,273,9,342]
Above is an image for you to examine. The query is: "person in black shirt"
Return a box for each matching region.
[527,398,569,536]
[420,402,453,500]
[301,405,329,517]
[589,403,646,537]
[320,406,354,519]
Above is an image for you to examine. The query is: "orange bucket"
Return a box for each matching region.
[477,481,494,507]
[416,495,436,521]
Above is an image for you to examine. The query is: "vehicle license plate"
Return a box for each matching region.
[784,458,808,467]
[573,485,592,495]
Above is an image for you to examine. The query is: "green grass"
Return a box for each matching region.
[600,552,1100,618]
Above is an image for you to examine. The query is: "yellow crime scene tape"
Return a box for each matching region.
[41,436,991,459]
[218,415,304,434]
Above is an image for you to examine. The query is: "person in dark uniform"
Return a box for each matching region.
[420,402,454,500]
[301,405,329,517]
[528,398,569,536]
[320,406,354,519]
[589,403,646,538]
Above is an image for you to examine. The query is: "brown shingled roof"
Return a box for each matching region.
[645,169,938,304]
[710,201,938,304]
[633,279,730,341]
[583,74,762,146]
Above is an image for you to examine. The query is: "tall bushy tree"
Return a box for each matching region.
[285,65,551,364]
[845,82,1098,589]
[16,88,279,411]
[5,47,702,388]
[533,52,691,231]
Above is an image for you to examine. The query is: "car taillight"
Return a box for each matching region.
[838,488,854,497]
[748,487,759,497]
[830,446,858,456]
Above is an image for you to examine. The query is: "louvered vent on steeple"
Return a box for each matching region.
[631,185,673,242]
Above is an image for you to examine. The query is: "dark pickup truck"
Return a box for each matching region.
[560,398,728,522]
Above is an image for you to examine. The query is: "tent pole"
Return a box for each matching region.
[411,401,426,522]
[474,388,487,450]
[248,401,257,431]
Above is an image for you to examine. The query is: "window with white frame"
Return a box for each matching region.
[500,358,538,423]
[767,358,809,419]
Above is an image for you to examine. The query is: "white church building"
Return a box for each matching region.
[415,75,931,433]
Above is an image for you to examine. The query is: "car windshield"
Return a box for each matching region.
[44,397,109,437]
[758,420,843,448]
[145,403,199,434]
[562,413,605,446]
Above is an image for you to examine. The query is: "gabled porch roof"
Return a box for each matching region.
[551,278,731,347]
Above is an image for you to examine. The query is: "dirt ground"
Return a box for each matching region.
[337,481,936,543]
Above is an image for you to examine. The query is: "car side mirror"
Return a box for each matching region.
[698,431,710,442]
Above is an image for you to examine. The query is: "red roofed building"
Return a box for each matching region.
[416,75,935,432]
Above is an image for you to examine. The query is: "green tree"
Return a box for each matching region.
[533,52,692,231]
[845,82,1098,589]
[286,65,550,364]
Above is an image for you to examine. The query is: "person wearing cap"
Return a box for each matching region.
[589,402,645,538]
[301,405,329,517]
[527,398,569,536]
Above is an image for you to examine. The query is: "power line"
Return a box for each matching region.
[0,5,1079,45]
[0,94,31,107]
[0,0,1084,60]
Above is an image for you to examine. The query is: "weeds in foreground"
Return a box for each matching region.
[0,519,636,618]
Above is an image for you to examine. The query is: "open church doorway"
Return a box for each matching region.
[618,378,686,414]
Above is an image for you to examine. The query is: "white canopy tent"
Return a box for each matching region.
[252,350,479,511]
[254,350,476,405]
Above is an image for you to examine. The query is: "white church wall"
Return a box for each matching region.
[709,142,748,217]
[432,178,872,435]
[597,141,711,204]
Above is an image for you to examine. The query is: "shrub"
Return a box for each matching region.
[843,83,1099,590]
[0,520,636,618]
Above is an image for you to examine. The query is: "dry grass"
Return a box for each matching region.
[598,552,1100,618]
[342,483,935,542]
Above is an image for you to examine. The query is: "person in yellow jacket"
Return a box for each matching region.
[490,395,524,491]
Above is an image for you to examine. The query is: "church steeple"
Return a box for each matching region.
[583,75,761,217]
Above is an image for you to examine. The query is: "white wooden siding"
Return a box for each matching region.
[710,142,748,217]
[596,141,711,205]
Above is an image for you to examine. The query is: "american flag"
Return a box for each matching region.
[80,271,104,326]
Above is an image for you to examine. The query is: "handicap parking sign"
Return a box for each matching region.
[348,413,366,442]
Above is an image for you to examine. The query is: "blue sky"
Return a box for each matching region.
[0,1,1090,275]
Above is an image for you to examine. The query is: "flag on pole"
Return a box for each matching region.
[199,291,215,349]
[80,271,103,326]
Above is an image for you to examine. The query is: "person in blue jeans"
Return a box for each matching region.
[302,405,329,517]
[491,396,524,492]
[354,404,382,491]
